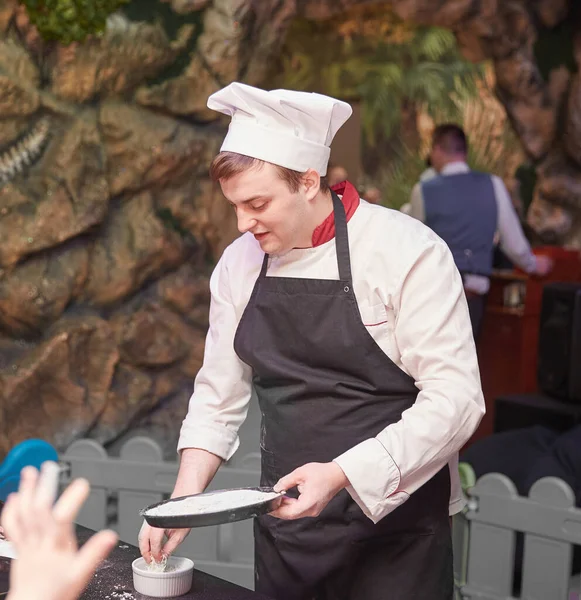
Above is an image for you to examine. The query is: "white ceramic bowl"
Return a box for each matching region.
[132,556,194,598]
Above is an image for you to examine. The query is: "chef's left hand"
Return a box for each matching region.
[269,462,349,520]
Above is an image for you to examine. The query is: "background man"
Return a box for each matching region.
[410,124,553,339]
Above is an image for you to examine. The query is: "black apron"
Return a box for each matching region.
[233,192,453,600]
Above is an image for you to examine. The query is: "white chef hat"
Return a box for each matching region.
[206,82,353,176]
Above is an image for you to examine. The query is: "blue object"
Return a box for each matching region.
[422,172,498,276]
[0,439,59,501]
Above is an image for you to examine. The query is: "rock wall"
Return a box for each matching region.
[0,1,239,456]
[0,0,579,456]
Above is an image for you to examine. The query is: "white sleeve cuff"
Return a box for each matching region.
[333,438,408,523]
[177,421,240,461]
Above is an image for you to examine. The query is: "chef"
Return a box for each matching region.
[139,82,485,600]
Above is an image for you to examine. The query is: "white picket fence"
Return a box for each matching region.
[455,473,581,600]
[60,436,261,590]
[59,437,581,598]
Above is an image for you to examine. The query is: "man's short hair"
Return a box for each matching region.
[432,124,467,155]
[210,152,330,193]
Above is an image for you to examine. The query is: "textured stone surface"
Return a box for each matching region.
[48,15,193,103]
[134,54,222,119]
[116,304,192,367]
[0,39,40,118]
[0,243,88,335]
[162,0,211,14]
[564,74,581,167]
[0,5,228,453]
[155,176,239,261]
[99,101,209,196]
[0,1,17,32]
[0,317,118,452]
[527,150,581,246]
[87,362,154,444]
[0,113,108,268]
[81,191,187,306]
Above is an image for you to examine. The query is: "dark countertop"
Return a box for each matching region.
[0,512,272,600]
[77,525,273,600]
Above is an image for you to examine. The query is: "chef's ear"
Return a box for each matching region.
[301,168,321,201]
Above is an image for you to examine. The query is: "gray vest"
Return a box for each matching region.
[422,171,498,276]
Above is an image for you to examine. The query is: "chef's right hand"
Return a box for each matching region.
[138,520,190,563]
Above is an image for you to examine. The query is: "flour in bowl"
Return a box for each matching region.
[144,490,281,517]
[144,556,175,573]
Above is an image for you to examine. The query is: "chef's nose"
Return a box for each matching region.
[236,209,257,234]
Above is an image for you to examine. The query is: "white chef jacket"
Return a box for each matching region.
[178,197,485,523]
[409,161,538,294]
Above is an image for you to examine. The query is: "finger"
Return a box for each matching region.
[18,466,38,495]
[138,521,152,561]
[268,497,305,520]
[0,494,21,544]
[17,467,39,533]
[273,469,303,493]
[52,479,90,524]
[71,530,118,596]
[34,461,60,508]
[0,492,15,529]
[161,529,190,558]
[148,527,167,563]
[17,466,38,520]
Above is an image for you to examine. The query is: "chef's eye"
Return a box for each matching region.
[250,200,269,211]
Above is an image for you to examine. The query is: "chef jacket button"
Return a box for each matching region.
[344,285,349,292]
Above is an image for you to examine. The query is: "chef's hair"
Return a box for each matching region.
[432,124,467,155]
[210,152,330,193]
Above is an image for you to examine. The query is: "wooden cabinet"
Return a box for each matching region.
[472,247,581,443]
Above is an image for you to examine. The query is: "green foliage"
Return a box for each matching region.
[373,144,427,210]
[18,0,130,44]
[354,30,484,145]
[272,13,485,148]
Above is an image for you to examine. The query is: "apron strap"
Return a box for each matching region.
[260,190,354,282]
[260,252,269,277]
[331,190,352,282]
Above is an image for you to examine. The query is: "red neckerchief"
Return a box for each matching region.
[312,180,360,247]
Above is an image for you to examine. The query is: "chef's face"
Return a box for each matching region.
[219,162,319,255]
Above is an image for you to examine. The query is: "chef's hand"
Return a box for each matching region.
[3,463,118,600]
[138,520,190,564]
[269,462,349,520]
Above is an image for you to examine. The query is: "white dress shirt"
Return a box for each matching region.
[409,161,538,294]
[178,199,485,523]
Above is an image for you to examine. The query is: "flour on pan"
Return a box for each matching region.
[145,490,281,517]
